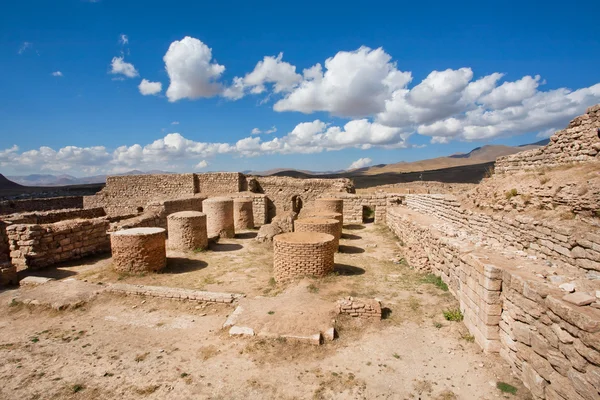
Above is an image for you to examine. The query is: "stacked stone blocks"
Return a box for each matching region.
[295,217,341,251]
[273,232,335,282]
[167,211,208,251]
[337,297,382,319]
[233,198,254,230]
[110,227,167,273]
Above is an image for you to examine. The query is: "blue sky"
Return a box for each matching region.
[1,0,599,176]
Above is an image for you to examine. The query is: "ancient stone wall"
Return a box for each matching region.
[0,220,9,264]
[250,176,355,221]
[84,174,197,215]
[386,206,600,399]
[337,297,382,319]
[2,207,106,225]
[7,217,111,269]
[327,193,404,224]
[195,172,244,195]
[496,105,600,174]
[0,196,83,215]
[405,194,600,274]
[230,192,268,226]
[273,232,335,282]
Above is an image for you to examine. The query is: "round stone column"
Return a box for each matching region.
[110,227,166,273]
[233,198,254,230]
[314,198,344,224]
[303,211,343,239]
[167,211,207,251]
[202,197,235,238]
[273,232,335,282]
[295,217,341,251]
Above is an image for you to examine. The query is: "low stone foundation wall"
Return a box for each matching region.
[405,194,600,274]
[337,297,382,319]
[0,196,84,215]
[2,207,106,225]
[386,206,600,399]
[7,217,110,269]
[328,193,403,224]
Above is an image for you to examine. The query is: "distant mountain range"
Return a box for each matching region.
[3,139,550,188]
[7,170,171,187]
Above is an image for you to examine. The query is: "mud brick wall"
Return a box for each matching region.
[387,206,600,399]
[496,105,600,174]
[230,192,268,226]
[195,172,244,195]
[0,196,83,215]
[405,194,600,274]
[499,276,600,400]
[7,217,110,269]
[327,193,403,224]
[2,207,106,225]
[386,207,503,352]
[337,297,382,319]
[84,174,197,216]
[0,220,9,263]
[250,176,355,221]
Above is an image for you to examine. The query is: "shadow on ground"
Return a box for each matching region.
[17,253,112,280]
[344,224,365,230]
[236,231,258,239]
[209,243,244,252]
[338,245,365,254]
[334,264,366,276]
[163,258,208,274]
[341,233,362,240]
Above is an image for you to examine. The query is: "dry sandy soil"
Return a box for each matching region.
[0,224,532,400]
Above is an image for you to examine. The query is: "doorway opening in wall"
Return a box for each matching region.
[362,205,375,223]
[291,196,303,214]
[136,207,144,213]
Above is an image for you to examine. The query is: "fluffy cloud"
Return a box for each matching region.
[273,46,412,117]
[347,157,372,170]
[1,118,410,174]
[110,56,138,78]
[223,53,302,99]
[164,37,225,102]
[51,71,63,77]
[195,160,208,169]
[119,34,129,45]
[251,126,277,135]
[138,79,162,95]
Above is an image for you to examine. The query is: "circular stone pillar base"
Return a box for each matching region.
[273,232,335,282]
[167,211,208,251]
[111,227,166,273]
[294,217,341,251]
[233,198,254,230]
[314,198,344,224]
[202,197,235,238]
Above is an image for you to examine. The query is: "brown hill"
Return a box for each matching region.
[0,174,24,190]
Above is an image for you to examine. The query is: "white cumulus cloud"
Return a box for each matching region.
[51,71,63,77]
[110,56,138,78]
[164,36,225,102]
[138,79,162,95]
[251,126,277,135]
[347,157,372,170]
[195,160,208,169]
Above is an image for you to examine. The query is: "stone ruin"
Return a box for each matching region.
[1,105,600,400]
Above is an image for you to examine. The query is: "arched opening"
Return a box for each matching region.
[291,195,303,214]
[136,206,144,213]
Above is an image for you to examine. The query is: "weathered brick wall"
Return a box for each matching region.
[250,176,355,221]
[327,193,404,224]
[0,220,9,264]
[496,105,600,173]
[7,217,111,269]
[0,196,83,215]
[84,174,197,216]
[230,192,268,226]
[405,194,600,274]
[273,232,335,282]
[386,206,600,399]
[2,207,106,225]
[337,297,382,319]
[195,172,244,195]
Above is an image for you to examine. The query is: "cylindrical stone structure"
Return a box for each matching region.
[294,217,341,251]
[314,198,344,224]
[167,211,208,251]
[233,198,254,230]
[202,197,235,238]
[303,211,343,240]
[273,232,335,282]
[110,227,166,273]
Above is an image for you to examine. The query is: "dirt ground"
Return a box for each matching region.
[0,223,531,400]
